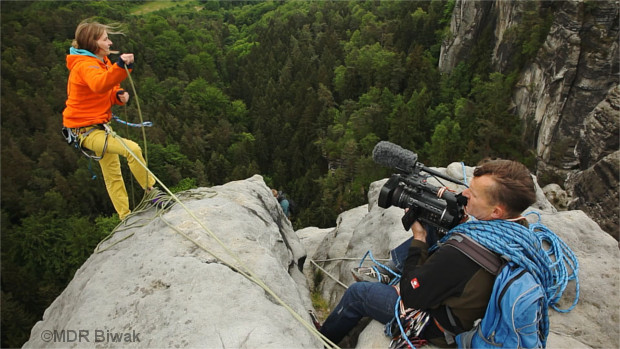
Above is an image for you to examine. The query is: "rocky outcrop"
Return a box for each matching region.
[566,150,620,239]
[439,0,619,237]
[24,175,322,348]
[565,86,620,239]
[438,0,495,72]
[514,1,619,169]
[22,172,619,348]
[542,183,570,211]
[573,85,620,170]
[303,164,619,348]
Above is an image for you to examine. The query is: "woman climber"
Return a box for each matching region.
[63,19,158,220]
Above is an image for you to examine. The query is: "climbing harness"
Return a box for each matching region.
[353,250,431,348]
[62,124,109,161]
[61,124,110,179]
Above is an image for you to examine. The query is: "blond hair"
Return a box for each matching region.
[71,18,123,54]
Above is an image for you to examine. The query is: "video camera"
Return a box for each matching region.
[372,141,468,234]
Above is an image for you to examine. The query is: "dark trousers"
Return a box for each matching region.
[319,226,438,344]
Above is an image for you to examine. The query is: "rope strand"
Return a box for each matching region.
[94,129,338,348]
[95,67,339,348]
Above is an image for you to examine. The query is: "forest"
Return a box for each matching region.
[1,0,552,346]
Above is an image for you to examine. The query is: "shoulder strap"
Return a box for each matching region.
[443,233,504,275]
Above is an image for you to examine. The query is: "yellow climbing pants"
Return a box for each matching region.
[79,126,155,220]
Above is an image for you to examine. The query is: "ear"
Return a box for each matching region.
[490,205,507,220]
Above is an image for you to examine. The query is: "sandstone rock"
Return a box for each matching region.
[297,226,334,292]
[514,0,617,170]
[512,1,619,237]
[566,85,620,238]
[543,183,570,211]
[566,150,620,240]
[439,0,494,74]
[24,175,323,348]
[574,85,620,170]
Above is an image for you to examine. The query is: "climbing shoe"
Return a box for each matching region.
[351,267,391,284]
[149,188,174,210]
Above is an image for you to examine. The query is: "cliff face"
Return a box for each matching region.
[440,0,619,237]
[566,85,619,237]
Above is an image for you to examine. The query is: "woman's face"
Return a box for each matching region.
[95,30,113,57]
[461,174,501,220]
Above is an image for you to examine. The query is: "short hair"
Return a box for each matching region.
[473,159,536,217]
[72,19,122,54]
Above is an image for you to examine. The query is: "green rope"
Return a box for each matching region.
[94,189,175,253]
[99,66,338,348]
[121,106,137,208]
[93,128,337,348]
[123,66,150,191]
[309,259,349,290]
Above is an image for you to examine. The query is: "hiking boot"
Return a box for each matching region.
[351,267,391,284]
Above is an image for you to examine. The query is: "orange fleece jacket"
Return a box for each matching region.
[62,54,130,128]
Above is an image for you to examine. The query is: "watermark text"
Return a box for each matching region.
[40,329,140,343]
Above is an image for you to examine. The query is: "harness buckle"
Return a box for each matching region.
[61,126,78,145]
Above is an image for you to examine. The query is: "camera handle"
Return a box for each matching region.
[419,165,468,188]
[401,209,419,231]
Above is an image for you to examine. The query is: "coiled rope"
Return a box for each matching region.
[92,66,338,348]
[358,250,401,286]
[434,214,580,342]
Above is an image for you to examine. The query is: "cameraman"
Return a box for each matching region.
[318,159,536,347]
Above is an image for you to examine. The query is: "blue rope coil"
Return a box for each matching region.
[359,250,401,286]
[432,213,580,343]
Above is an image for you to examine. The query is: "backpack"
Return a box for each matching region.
[279,192,297,215]
[444,233,545,349]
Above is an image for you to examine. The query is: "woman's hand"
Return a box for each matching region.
[119,53,134,65]
[117,91,130,103]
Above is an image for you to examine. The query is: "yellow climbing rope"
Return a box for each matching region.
[93,68,339,348]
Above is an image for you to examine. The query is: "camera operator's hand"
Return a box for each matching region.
[411,221,427,243]
[460,214,470,224]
